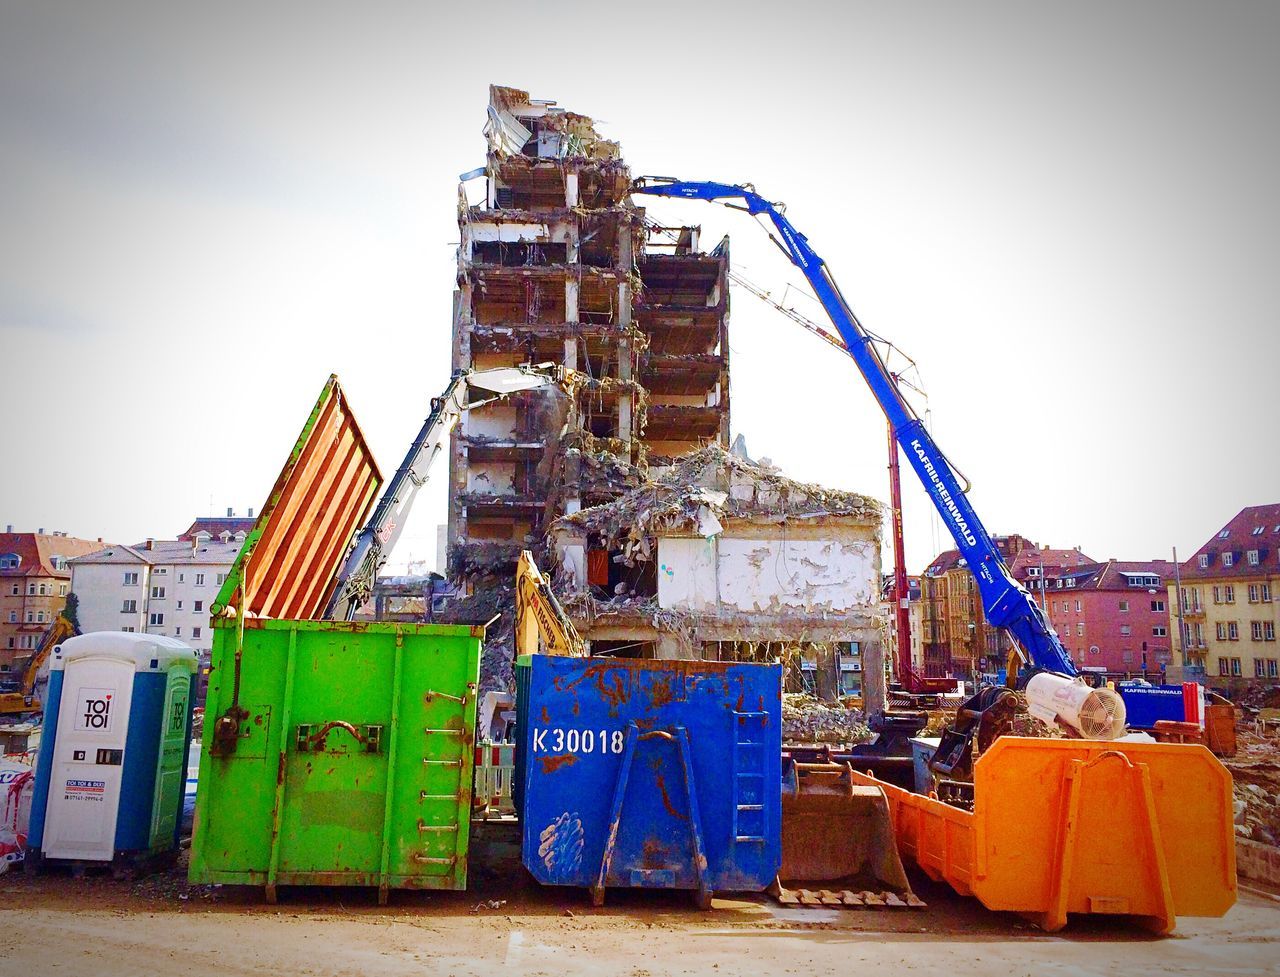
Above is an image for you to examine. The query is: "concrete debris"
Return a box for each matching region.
[556,444,881,566]
[1225,727,1280,847]
[783,693,871,746]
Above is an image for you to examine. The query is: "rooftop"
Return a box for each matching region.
[0,532,111,579]
[69,539,243,567]
[1179,503,1280,580]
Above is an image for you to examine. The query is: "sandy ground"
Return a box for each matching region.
[3,838,1279,977]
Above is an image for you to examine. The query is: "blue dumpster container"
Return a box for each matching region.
[517,654,781,907]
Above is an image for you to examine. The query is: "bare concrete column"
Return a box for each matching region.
[565,277,578,323]
[565,168,578,208]
[617,338,632,443]
[862,632,886,717]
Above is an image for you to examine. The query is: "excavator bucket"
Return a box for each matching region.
[773,762,921,907]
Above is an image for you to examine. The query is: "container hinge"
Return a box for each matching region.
[412,854,458,865]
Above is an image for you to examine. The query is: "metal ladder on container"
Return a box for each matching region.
[732,710,768,845]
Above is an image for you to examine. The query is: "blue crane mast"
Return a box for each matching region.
[633,178,1075,679]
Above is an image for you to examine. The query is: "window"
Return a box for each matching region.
[1151,599,1165,612]
[176,600,183,610]
[1066,578,1076,588]
[154,567,167,575]
[148,612,164,626]
[121,599,137,613]
[1153,626,1167,637]
[1252,621,1264,641]
[1225,585,1235,604]
[1267,622,1277,642]
[123,572,138,586]
[1270,659,1279,678]
[193,626,202,640]
[1253,526,1266,536]
[1218,529,1231,539]
[0,553,19,570]
[1231,657,1242,676]
[1119,600,1129,612]
[1199,554,1209,569]
[1027,566,1041,578]
[26,583,34,596]
[1195,623,1204,646]
[36,611,45,624]
[58,583,66,596]
[1217,622,1227,641]
[1120,625,1132,636]
[1229,622,1240,641]
[1223,552,1235,567]
[151,585,166,599]
[1127,574,1160,588]
[1212,586,1221,603]
[1248,550,1260,566]
[37,583,46,596]
[1077,623,1085,636]
[9,584,16,596]
[1263,584,1273,602]
[216,573,227,586]
[174,626,182,637]
[24,611,32,623]
[1219,658,1230,676]
[121,626,135,633]
[1122,650,1134,664]
[195,573,205,586]
[178,573,185,583]
[6,611,13,624]
[1256,659,1266,678]
[194,600,203,613]
[1249,584,1260,603]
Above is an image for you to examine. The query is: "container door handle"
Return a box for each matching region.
[296,722,383,754]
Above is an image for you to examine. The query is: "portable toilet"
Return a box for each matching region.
[26,632,197,869]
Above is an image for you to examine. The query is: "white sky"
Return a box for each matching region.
[1,1,1276,574]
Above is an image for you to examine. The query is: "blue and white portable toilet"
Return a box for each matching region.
[26,632,197,867]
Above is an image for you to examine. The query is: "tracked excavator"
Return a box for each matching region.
[633,178,1236,930]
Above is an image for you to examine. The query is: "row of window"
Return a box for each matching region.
[7,609,59,625]
[1052,598,1166,615]
[1180,583,1273,610]
[1056,622,1167,637]
[123,599,204,614]
[1218,657,1280,678]
[122,571,226,587]
[1199,549,1268,569]
[6,582,68,597]
[1213,621,1277,641]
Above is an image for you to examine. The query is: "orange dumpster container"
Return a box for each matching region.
[849,737,1236,934]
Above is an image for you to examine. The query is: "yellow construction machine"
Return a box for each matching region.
[0,613,78,715]
[514,550,584,656]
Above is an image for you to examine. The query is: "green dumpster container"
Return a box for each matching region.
[189,619,481,902]
[187,375,483,902]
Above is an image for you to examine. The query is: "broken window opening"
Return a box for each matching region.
[473,241,568,267]
[588,639,656,660]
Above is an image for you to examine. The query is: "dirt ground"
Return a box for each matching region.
[3,836,1279,977]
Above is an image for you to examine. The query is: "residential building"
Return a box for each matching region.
[0,528,108,676]
[918,535,1086,679]
[70,534,244,660]
[447,85,729,578]
[1042,560,1174,677]
[1171,504,1280,686]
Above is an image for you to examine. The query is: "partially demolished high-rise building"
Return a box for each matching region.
[448,86,731,577]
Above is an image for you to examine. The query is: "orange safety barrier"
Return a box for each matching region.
[849,737,1237,934]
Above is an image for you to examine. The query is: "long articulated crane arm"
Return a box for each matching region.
[325,363,580,622]
[633,178,1075,678]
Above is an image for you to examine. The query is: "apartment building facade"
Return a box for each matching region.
[1043,559,1174,676]
[70,534,244,659]
[1171,503,1280,685]
[0,529,107,675]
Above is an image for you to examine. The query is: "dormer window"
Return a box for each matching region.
[1218,529,1231,539]
[1198,554,1209,568]
[1223,552,1235,567]
[1066,578,1076,588]
[0,553,19,570]
[1248,550,1260,566]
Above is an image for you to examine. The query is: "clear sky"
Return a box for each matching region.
[1,1,1276,574]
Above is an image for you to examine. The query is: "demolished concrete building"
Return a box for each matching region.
[448,85,731,578]
[549,444,886,703]
[439,87,884,707]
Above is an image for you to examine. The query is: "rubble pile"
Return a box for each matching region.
[557,444,881,566]
[433,576,517,695]
[1226,728,1280,847]
[782,692,871,745]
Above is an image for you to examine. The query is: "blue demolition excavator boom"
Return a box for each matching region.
[632,178,1076,681]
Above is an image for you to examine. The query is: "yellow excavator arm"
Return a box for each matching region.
[0,612,78,714]
[515,550,585,657]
